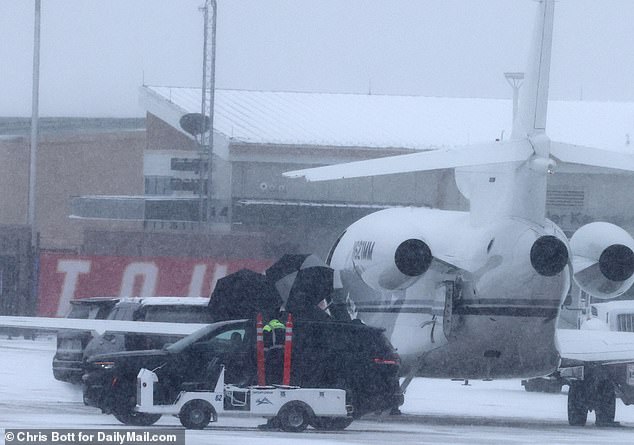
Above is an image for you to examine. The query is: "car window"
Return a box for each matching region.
[166,321,248,354]
[143,305,211,323]
[190,327,247,354]
[94,305,115,319]
[87,306,102,319]
[67,304,91,319]
[107,304,138,321]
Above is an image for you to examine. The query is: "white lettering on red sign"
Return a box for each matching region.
[56,260,91,316]
[188,264,207,298]
[210,263,228,295]
[119,262,158,298]
[37,253,274,317]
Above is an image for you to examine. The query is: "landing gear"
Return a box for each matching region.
[567,379,616,427]
[567,382,588,426]
[594,380,616,427]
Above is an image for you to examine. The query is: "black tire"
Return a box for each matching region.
[113,411,161,426]
[568,382,588,426]
[277,402,310,432]
[524,378,562,393]
[523,380,537,392]
[595,380,616,426]
[179,400,214,430]
[311,416,353,431]
[545,382,563,394]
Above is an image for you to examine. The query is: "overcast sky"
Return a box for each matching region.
[1,0,633,117]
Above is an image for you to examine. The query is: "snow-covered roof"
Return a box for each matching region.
[140,85,634,152]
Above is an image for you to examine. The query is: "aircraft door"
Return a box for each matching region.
[442,277,464,339]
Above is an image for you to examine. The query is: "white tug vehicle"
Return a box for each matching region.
[134,314,351,431]
[135,365,350,431]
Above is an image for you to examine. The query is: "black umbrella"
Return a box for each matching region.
[208,269,282,321]
[265,254,333,319]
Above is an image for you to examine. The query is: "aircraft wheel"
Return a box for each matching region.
[113,411,161,426]
[594,380,616,426]
[568,382,588,426]
[311,416,353,430]
[277,402,310,432]
[179,400,214,430]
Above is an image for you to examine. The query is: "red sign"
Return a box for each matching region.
[37,253,273,317]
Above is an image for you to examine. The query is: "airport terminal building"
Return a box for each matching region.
[1,88,634,314]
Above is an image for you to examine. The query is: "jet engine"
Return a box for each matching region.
[570,222,634,299]
[351,236,433,291]
[529,235,569,277]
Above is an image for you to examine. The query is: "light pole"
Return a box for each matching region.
[504,72,524,124]
[200,0,217,227]
[28,0,41,242]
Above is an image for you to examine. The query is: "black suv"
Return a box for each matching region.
[83,318,403,427]
[53,297,119,383]
[82,297,213,360]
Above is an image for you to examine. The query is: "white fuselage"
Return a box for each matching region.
[329,208,570,379]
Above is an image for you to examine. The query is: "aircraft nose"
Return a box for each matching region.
[530,235,568,277]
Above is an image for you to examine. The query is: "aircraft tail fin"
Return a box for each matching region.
[551,141,634,172]
[512,0,555,140]
[283,140,533,182]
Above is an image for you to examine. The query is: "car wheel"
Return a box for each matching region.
[544,381,563,393]
[311,416,353,430]
[179,400,214,430]
[594,380,616,426]
[113,411,161,426]
[568,382,588,426]
[277,402,310,432]
[523,380,537,392]
[52,369,66,382]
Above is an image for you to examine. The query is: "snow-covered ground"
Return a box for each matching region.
[3,335,634,444]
